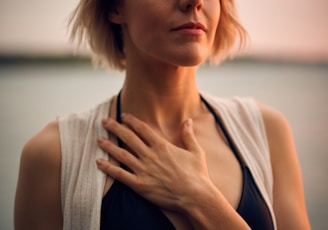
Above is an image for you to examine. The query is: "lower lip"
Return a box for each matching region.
[172,28,205,35]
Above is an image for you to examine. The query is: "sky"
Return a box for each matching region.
[0,0,327,61]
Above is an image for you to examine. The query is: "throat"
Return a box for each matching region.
[117,89,205,144]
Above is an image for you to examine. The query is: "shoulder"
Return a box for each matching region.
[204,93,287,133]
[256,102,293,154]
[255,101,296,173]
[256,103,311,229]
[254,101,296,166]
[201,93,258,115]
[257,102,290,134]
[203,93,266,130]
[21,120,61,170]
[15,120,63,229]
[255,102,295,172]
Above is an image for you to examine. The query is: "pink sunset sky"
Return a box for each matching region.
[0,0,327,62]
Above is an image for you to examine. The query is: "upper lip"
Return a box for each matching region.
[171,22,207,32]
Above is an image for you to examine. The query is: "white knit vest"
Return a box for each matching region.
[58,93,277,229]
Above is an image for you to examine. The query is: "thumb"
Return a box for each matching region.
[181,118,201,152]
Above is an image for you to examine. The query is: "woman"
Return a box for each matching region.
[14,0,311,229]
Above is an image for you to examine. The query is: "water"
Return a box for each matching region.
[0,60,327,229]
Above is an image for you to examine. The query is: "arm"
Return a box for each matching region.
[259,103,311,229]
[14,121,63,230]
[96,114,250,229]
[176,176,250,230]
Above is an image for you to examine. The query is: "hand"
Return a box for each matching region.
[96,113,211,211]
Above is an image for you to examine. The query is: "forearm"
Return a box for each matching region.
[179,178,250,230]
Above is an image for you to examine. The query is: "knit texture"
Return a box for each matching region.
[58,93,276,229]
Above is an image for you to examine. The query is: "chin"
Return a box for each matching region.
[172,47,209,66]
[173,55,206,67]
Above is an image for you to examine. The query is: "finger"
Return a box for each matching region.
[96,158,137,186]
[181,118,202,152]
[121,113,162,147]
[97,137,141,171]
[102,118,148,156]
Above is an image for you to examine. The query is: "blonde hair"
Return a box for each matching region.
[69,0,247,71]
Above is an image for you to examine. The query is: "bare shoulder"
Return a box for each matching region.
[22,120,61,165]
[256,102,311,229]
[255,102,295,162]
[256,102,291,138]
[19,120,62,180]
[15,120,62,229]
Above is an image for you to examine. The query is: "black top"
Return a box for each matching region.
[100,92,274,230]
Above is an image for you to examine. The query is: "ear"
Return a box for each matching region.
[108,8,125,24]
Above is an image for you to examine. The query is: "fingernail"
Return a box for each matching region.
[96,158,104,166]
[103,117,113,125]
[121,113,127,120]
[102,118,108,125]
[97,136,107,144]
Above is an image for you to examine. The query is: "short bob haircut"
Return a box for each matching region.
[69,0,247,71]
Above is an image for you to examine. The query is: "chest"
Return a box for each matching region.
[161,121,243,229]
[102,116,244,230]
[196,120,243,209]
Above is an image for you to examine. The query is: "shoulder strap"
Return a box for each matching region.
[200,93,277,229]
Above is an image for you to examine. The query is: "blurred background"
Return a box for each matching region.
[0,0,327,229]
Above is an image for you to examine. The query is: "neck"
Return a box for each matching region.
[119,64,204,139]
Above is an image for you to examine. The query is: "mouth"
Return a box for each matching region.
[171,22,207,32]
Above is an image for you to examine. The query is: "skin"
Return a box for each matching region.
[14,0,311,229]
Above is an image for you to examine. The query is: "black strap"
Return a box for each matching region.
[115,90,245,167]
[115,90,124,148]
[200,95,246,167]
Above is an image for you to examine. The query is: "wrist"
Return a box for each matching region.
[177,175,216,216]
[177,176,250,229]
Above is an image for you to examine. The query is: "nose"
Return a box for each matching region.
[179,0,204,12]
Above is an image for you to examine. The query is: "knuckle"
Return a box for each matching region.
[120,130,133,142]
[134,122,144,132]
[105,142,116,153]
[135,178,147,192]
[100,139,111,151]
[105,119,117,130]
[156,141,170,152]
[126,116,149,133]
[104,162,113,174]
[113,169,124,180]
[183,129,195,141]
[118,149,130,161]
